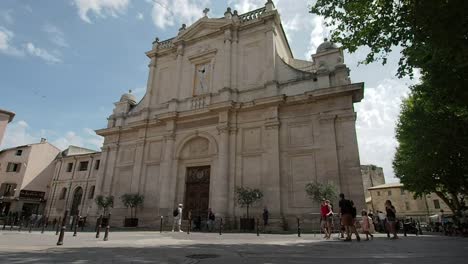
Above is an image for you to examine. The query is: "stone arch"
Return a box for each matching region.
[175,131,218,160]
[70,186,83,216]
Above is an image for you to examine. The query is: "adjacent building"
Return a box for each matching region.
[45,146,100,221]
[361,165,385,203]
[91,1,365,228]
[0,139,60,217]
[0,109,15,145]
[367,182,452,220]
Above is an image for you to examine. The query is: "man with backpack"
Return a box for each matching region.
[172,204,183,232]
[339,193,360,241]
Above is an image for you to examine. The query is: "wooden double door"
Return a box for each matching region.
[184,166,210,220]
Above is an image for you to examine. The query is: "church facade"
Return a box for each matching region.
[88,2,364,228]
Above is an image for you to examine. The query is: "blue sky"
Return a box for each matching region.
[0,0,419,181]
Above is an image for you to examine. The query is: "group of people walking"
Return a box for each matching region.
[320,193,398,241]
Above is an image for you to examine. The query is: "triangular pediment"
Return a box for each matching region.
[176,18,230,41]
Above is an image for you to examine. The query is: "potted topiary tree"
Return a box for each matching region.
[95,195,114,226]
[235,186,263,231]
[120,193,144,227]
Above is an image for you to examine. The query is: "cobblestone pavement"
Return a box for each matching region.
[0,230,467,263]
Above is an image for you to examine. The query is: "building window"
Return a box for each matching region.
[433,199,440,209]
[79,161,89,171]
[377,191,381,196]
[405,202,410,210]
[401,189,405,195]
[1,183,17,196]
[88,186,95,199]
[94,160,100,170]
[388,190,392,196]
[59,188,67,200]
[6,162,20,172]
[66,163,73,172]
[15,150,23,156]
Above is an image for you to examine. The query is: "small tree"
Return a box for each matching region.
[95,195,114,215]
[120,193,144,219]
[305,182,337,204]
[235,186,263,219]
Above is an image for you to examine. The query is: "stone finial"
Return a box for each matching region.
[265,0,275,11]
[129,89,132,94]
[203,8,210,17]
[233,10,238,16]
[152,37,159,49]
[224,7,232,19]
[179,23,186,32]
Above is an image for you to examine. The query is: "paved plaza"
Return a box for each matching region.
[0,230,467,263]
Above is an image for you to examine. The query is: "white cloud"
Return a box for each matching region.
[355,78,413,182]
[151,0,209,29]
[305,15,326,58]
[0,27,24,56]
[1,121,103,151]
[43,24,69,47]
[73,0,130,23]
[228,0,264,13]
[136,12,144,20]
[25,42,61,63]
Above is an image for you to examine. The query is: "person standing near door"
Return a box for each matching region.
[207,208,215,232]
[172,204,183,232]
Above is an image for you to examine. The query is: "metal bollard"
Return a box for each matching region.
[297,217,301,237]
[55,217,61,235]
[96,215,102,238]
[41,217,47,234]
[10,216,15,231]
[160,216,163,233]
[103,213,111,241]
[219,218,223,235]
[73,211,80,237]
[256,218,260,236]
[56,210,69,246]
[188,215,191,235]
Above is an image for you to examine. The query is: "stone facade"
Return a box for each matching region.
[0,109,15,146]
[0,139,60,217]
[86,2,365,229]
[361,165,385,202]
[367,183,452,221]
[45,146,100,221]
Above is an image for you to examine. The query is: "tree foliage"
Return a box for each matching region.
[235,186,263,219]
[120,193,145,219]
[305,182,337,204]
[95,195,114,215]
[393,86,468,216]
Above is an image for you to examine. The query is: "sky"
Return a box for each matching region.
[0,0,419,182]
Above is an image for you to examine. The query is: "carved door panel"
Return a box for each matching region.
[184,166,210,220]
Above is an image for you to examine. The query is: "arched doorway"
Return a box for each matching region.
[70,187,83,216]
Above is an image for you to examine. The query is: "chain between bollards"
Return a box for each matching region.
[103,213,111,241]
[73,210,80,237]
[219,218,223,235]
[256,218,260,236]
[160,216,163,233]
[56,210,69,246]
[96,214,102,238]
[297,217,301,237]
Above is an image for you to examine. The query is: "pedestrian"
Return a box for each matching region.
[320,199,333,239]
[350,200,361,241]
[263,206,269,226]
[172,204,183,232]
[385,200,398,239]
[207,208,215,232]
[339,193,360,241]
[361,210,374,240]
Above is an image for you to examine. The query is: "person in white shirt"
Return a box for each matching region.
[172,204,183,232]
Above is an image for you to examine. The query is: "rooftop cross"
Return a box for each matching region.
[203,8,210,17]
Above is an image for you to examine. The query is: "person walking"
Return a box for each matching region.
[320,199,333,239]
[207,208,215,232]
[263,206,269,226]
[385,200,398,239]
[350,200,361,241]
[172,204,183,232]
[339,193,360,241]
[361,210,374,240]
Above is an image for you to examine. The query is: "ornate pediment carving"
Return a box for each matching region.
[176,19,230,42]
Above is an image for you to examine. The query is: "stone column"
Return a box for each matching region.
[146,52,158,107]
[223,28,232,89]
[131,139,146,194]
[317,113,341,192]
[175,43,185,99]
[158,127,176,215]
[263,106,282,217]
[264,20,277,94]
[213,111,230,217]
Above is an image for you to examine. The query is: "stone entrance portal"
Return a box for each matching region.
[70,187,83,216]
[184,166,210,220]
